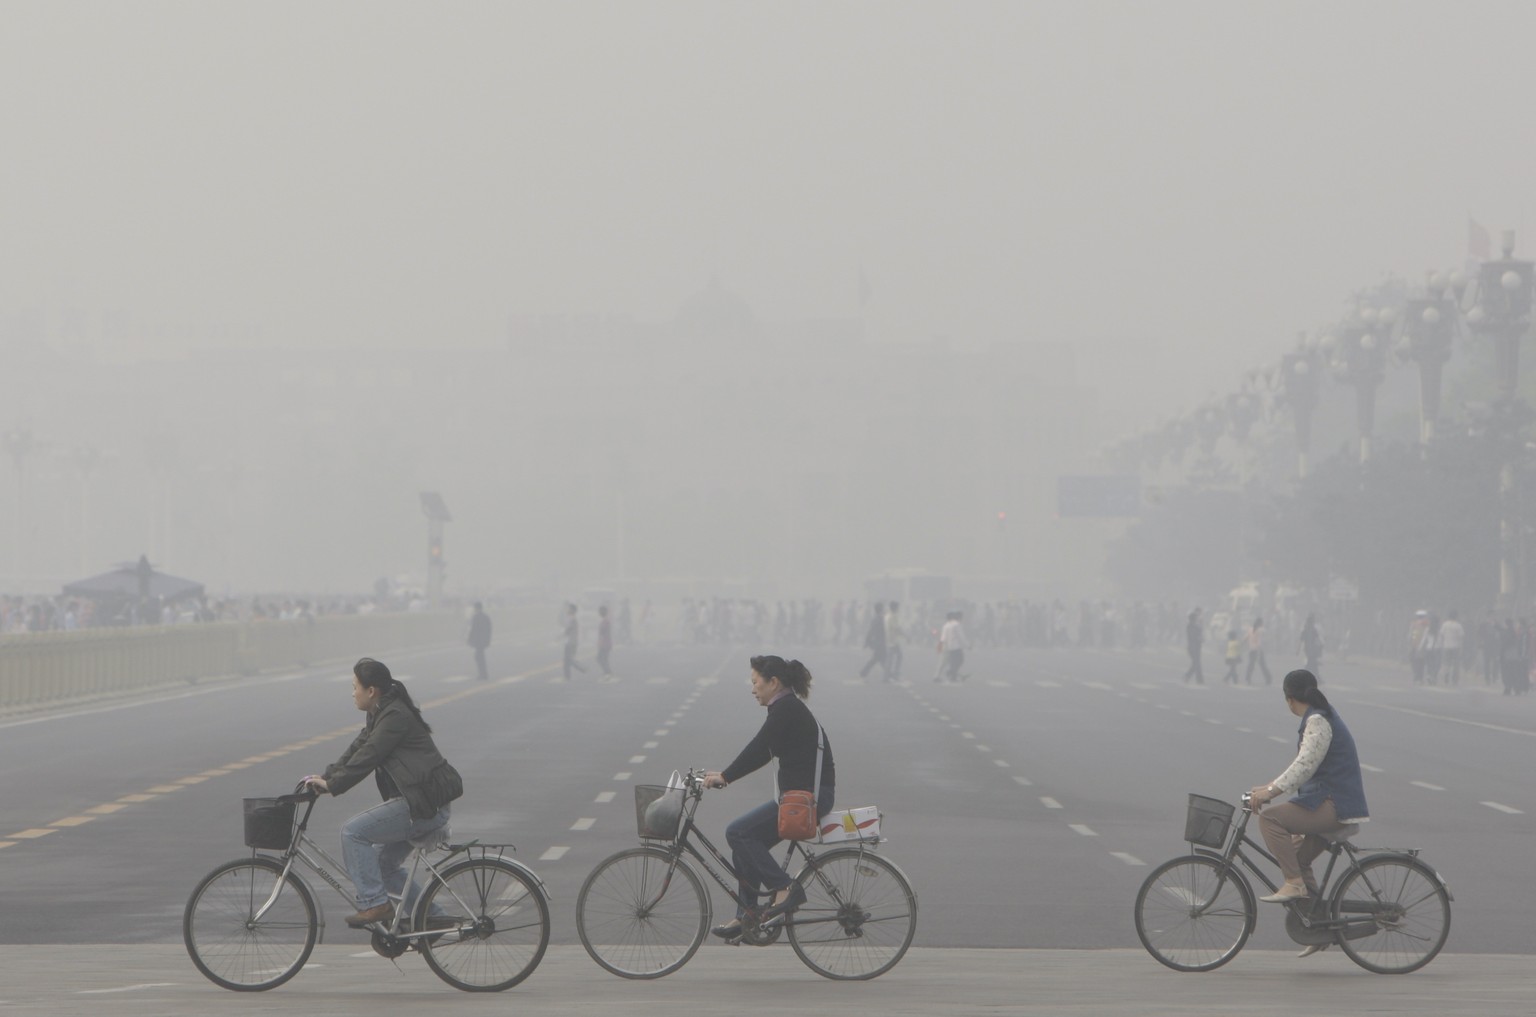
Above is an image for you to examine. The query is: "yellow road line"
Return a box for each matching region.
[4,661,559,851]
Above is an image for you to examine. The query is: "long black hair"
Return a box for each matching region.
[750,655,814,699]
[1282,668,1332,718]
[354,657,431,732]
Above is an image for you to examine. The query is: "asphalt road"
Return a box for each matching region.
[2,632,1531,1001]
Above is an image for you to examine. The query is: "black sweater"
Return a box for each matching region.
[721,694,835,793]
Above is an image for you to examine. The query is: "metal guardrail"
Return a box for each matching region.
[0,608,550,711]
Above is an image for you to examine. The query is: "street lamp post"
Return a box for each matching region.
[1465,230,1535,610]
[1280,341,1320,479]
[1396,278,1459,448]
[1327,307,1391,464]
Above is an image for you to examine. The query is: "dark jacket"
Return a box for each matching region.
[468,610,492,649]
[324,691,463,820]
[721,693,835,794]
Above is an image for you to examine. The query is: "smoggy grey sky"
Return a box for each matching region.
[5,2,1536,597]
[6,1,1535,430]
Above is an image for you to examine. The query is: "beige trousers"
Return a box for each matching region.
[1257,798,1340,892]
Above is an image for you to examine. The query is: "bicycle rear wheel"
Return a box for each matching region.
[1331,855,1450,974]
[576,846,709,978]
[787,849,917,980]
[183,856,318,991]
[416,857,550,991]
[1134,855,1255,972]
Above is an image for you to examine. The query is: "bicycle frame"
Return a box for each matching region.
[1198,800,1448,933]
[650,782,882,927]
[253,793,515,945]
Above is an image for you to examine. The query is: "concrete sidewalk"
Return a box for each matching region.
[2,946,1528,1016]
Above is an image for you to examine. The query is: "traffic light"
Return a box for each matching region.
[996,510,1007,529]
[429,539,444,564]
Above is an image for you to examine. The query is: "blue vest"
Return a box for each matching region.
[1293,707,1369,819]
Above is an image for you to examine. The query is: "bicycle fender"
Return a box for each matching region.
[794,848,919,912]
[1353,851,1454,903]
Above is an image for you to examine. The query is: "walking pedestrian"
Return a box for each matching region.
[1438,610,1464,686]
[562,602,586,680]
[1245,617,1274,685]
[1222,629,1242,684]
[1183,608,1205,684]
[597,604,614,677]
[1299,613,1324,680]
[467,601,492,681]
[858,602,887,678]
[935,610,969,683]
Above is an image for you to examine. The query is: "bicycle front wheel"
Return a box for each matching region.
[416,857,550,991]
[787,849,917,980]
[1134,854,1255,972]
[183,856,318,991]
[1331,854,1451,974]
[576,846,709,978]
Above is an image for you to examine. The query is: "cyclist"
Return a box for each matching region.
[1247,669,1369,951]
[703,655,836,943]
[303,657,464,929]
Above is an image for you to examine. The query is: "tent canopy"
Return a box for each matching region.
[62,555,205,603]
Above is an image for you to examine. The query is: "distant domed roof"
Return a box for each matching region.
[673,277,758,343]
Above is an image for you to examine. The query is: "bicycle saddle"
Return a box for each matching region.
[409,824,452,851]
[1322,823,1359,844]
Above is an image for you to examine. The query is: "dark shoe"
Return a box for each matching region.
[760,883,807,928]
[345,902,394,928]
[710,920,744,943]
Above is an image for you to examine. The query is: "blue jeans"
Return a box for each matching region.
[341,798,450,911]
[725,785,834,918]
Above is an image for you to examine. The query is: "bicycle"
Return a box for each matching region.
[1133,791,1452,974]
[574,769,917,980]
[183,785,551,992]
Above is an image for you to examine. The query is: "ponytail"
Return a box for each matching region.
[1282,668,1332,718]
[354,656,433,733]
[750,654,814,699]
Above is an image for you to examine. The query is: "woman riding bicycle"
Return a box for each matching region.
[703,655,835,943]
[303,657,463,929]
[1247,669,1369,940]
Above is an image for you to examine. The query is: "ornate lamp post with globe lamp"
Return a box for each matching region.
[1396,276,1460,448]
[1464,230,1535,610]
[1325,306,1392,464]
[1280,340,1321,480]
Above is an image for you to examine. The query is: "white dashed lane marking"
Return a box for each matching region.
[613,772,632,781]
[1361,764,1384,773]
[1040,797,1062,809]
[1483,802,1524,814]
[1069,824,1097,837]
[539,846,569,861]
[594,791,616,804]
[1111,852,1145,866]
[1012,776,1033,786]
[570,818,595,831]
[1411,781,1445,791]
